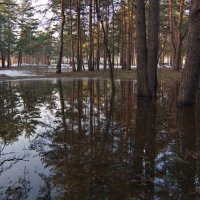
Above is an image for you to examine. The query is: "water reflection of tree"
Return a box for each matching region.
[30,80,138,199]
[23,79,200,199]
[0,82,22,141]
[0,80,57,198]
[0,80,56,141]
[176,107,196,199]
[132,100,156,199]
[155,81,198,199]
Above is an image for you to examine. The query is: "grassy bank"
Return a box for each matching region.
[0,67,181,81]
[45,68,181,81]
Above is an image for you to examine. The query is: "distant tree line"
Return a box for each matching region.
[0,0,190,69]
[0,0,54,67]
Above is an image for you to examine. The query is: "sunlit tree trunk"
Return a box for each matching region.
[69,0,76,72]
[120,0,126,70]
[96,16,100,70]
[177,0,200,105]
[111,0,115,67]
[56,0,65,73]
[120,21,124,69]
[77,0,82,71]
[126,0,132,70]
[88,0,94,71]
[103,0,109,70]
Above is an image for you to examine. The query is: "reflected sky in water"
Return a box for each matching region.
[0,79,199,199]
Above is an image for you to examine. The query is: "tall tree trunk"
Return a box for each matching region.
[120,0,126,70]
[168,0,176,68]
[0,23,3,68]
[1,50,5,68]
[7,47,11,68]
[175,34,183,71]
[103,0,109,70]
[177,0,200,105]
[88,0,94,71]
[56,0,65,73]
[174,0,185,71]
[69,0,76,71]
[77,0,82,71]
[112,0,115,67]
[95,0,115,92]
[126,0,132,70]
[18,50,22,67]
[120,21,124,69]
[96,16,100,71]
[135,0,148,98]
[7,30,11,68]
[147,0,160,98]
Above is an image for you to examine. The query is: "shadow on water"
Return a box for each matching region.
[0,79,200,199]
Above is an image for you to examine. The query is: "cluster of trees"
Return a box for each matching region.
[0,0,191,69]
[55,0,191,72]
[50,0,200,104]
[0,0,54,67]
[1,0,200,104]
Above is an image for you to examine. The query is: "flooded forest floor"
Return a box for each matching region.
[0,67,181,81]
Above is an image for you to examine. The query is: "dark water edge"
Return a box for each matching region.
[0,78,199,200]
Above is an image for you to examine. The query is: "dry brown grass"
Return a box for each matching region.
[45,68,181,81]
[0,67,181,81]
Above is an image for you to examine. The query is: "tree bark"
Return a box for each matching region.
[177,0,200,105]
[88,0,94,71]
[17,50,22,67]
[174,0,185,71]
[7,48,11,68]
[56,0,65,73]
[69,0,76,72]
[111,0,115,67]
[103,0,109,70]
[95,0,115,92]
[147,0,160,98]
[168,0,176,68]
[77,0,82,71]
[7,32,11,67]
[96,15,100,71]
[135,0,148,98]
[1,50,5,68]
[126,0,132,70]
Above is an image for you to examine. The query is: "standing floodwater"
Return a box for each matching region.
[0,79,199,199]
